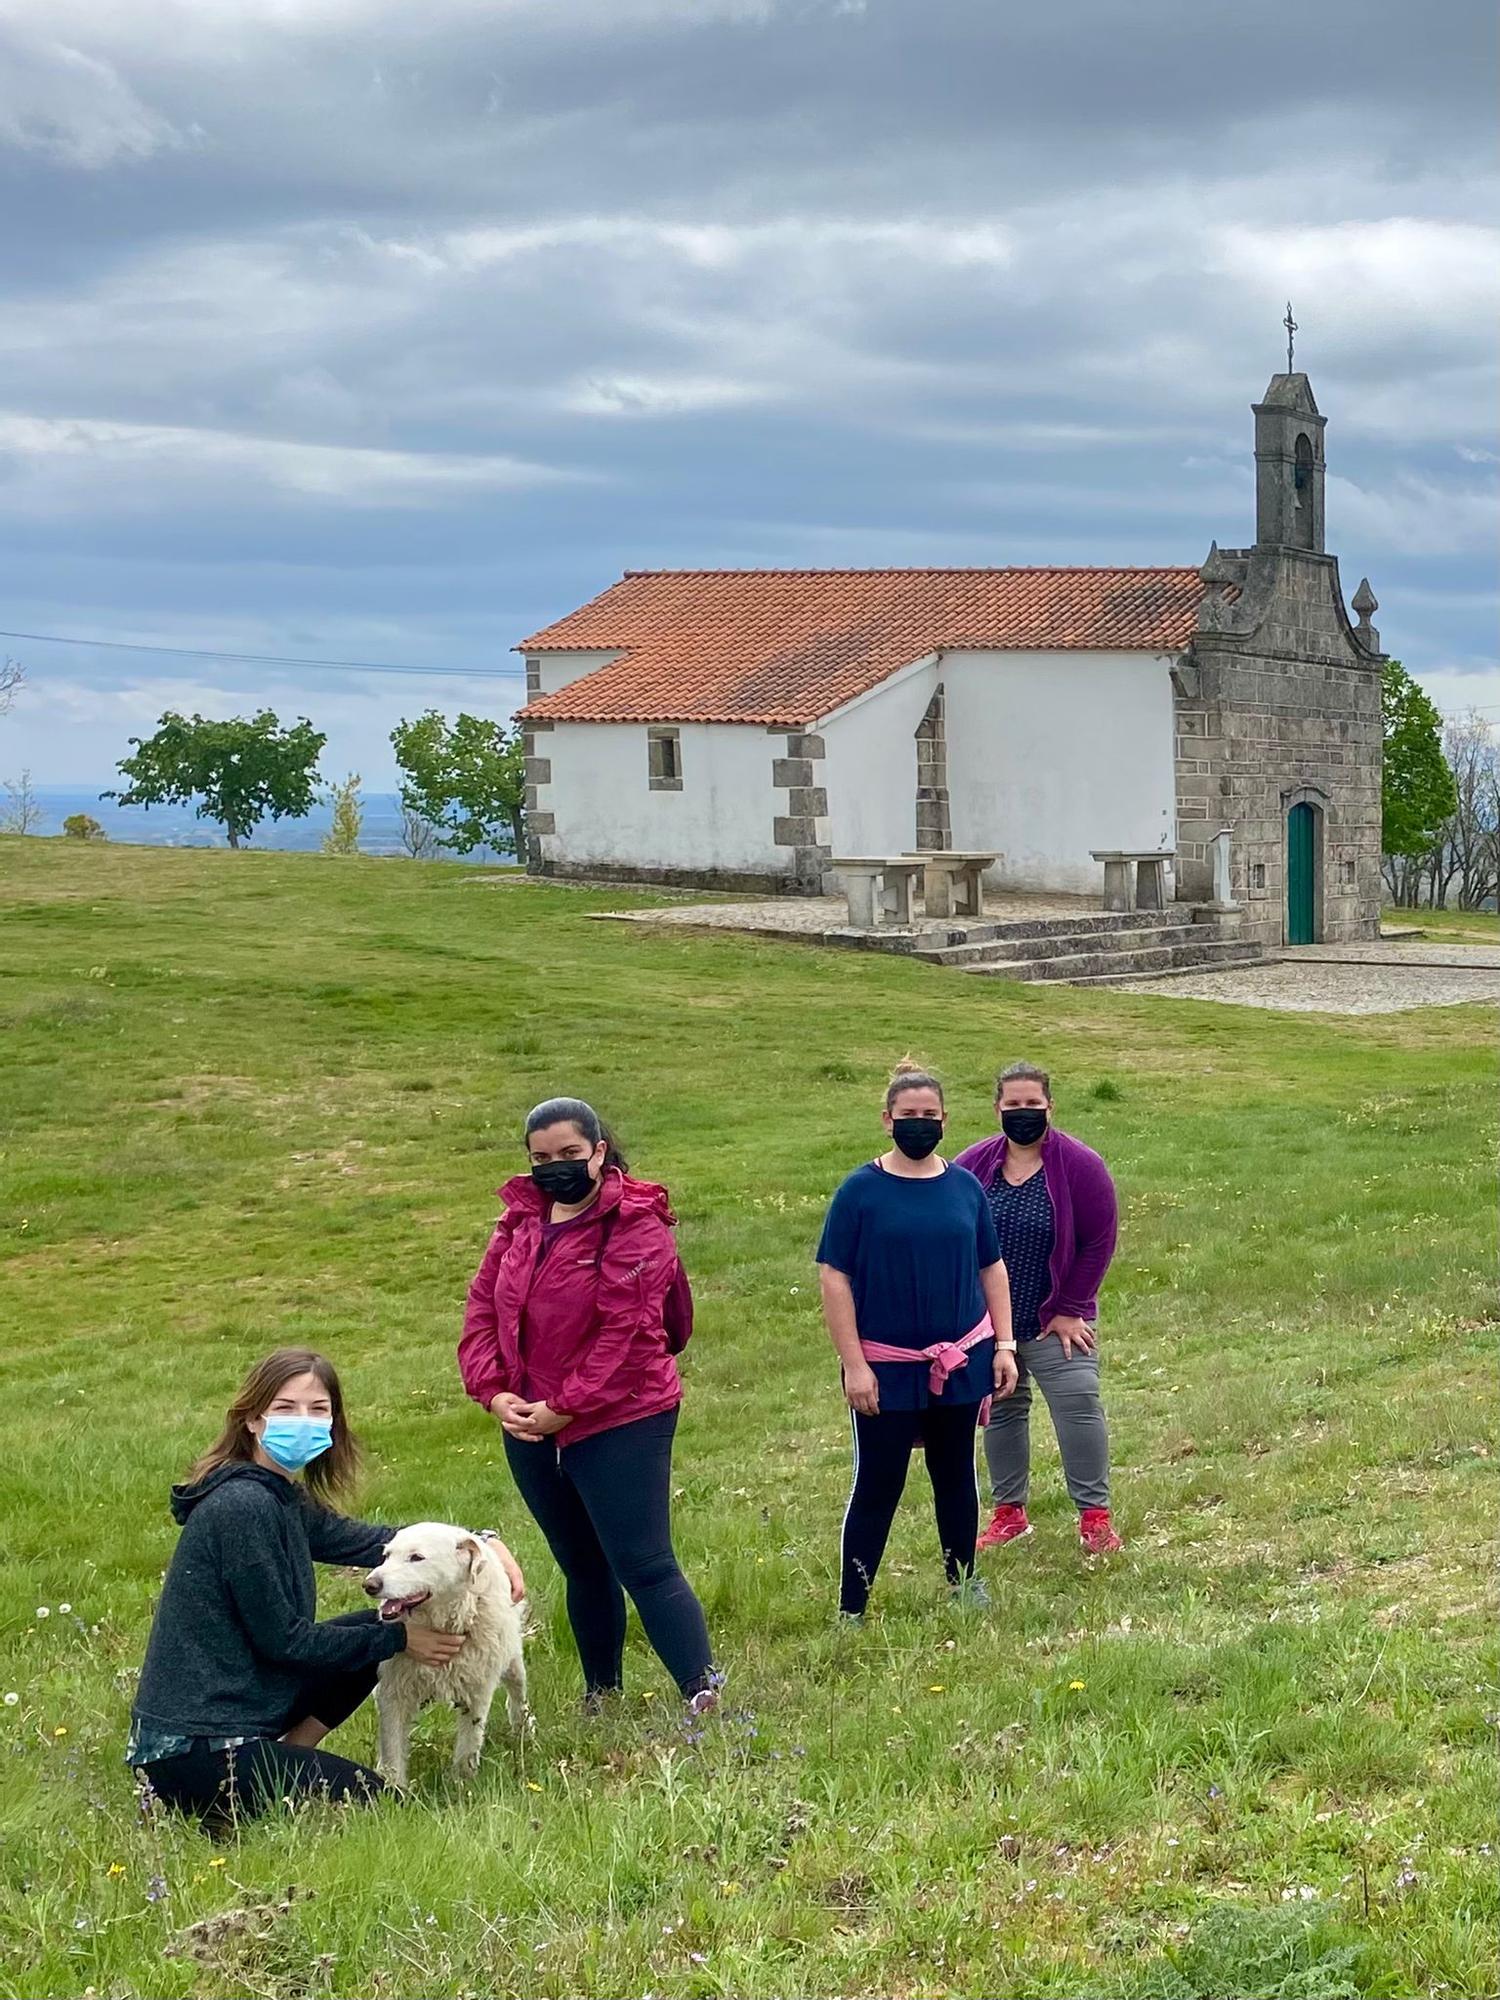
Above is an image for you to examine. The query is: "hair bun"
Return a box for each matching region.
[890,1055,927,1078]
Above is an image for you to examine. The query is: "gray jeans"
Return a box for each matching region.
[983,1336,1110,1511]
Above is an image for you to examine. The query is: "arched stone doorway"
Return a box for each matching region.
[1282,785,1328,944]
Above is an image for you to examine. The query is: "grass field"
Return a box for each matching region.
[1382,907,1500,947]
[2,839,1495,2000]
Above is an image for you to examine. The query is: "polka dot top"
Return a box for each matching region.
[986,1167,1056,1339]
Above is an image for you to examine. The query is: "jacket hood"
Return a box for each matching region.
[170,1460,291,1524]
[497,1164,675,1226]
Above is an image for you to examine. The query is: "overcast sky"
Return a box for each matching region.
[0,0,1494,788]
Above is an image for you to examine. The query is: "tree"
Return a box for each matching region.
[1428,712,1499,912]
[321,772,364,856]
[390,711,526,860]
[106,710,326,850]
[399,805,440,860]
[62,813,107,841]
[0,658,22,715]
[1380,661,1456,907]
[1,769,41,834]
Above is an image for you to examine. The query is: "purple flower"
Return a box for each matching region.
[145,1875,168,1905]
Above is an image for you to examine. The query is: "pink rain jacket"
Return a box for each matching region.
[458,1168,683,1447]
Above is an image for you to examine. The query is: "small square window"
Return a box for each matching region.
[648,727,683,791]
[1341,858,1356,885]
[1252,862,1267,891]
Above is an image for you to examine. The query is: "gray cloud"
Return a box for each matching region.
[0,0,1494,785]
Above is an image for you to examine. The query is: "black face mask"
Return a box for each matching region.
[1000,1107,1048,1146]
[531,1158,597,1205]
[891,1115,944,1160]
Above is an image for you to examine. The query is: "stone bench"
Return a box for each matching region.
[1090,849,1169,913]
[903,849,1001,920]
[831,856,928,928]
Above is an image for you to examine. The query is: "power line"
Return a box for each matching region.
[0,627,520,679]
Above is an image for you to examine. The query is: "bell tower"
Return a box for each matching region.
[1253,370,1326,553]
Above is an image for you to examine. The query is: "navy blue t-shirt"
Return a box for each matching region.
[816,1161,1000,1409]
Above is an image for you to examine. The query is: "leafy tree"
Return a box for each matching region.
[321,772,364,856]
[106,710,326,850]
[1380,660,1455,906]
[390,710,526,860]
[62,813,107,841]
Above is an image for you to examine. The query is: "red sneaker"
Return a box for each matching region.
[1078,1507,1123,1554]
[976,1504,1032,1551]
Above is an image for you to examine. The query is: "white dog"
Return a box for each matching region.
[364,1523,529,1788]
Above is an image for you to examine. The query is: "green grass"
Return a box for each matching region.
[2,838,1495,2000]
[1383,905,1500,946]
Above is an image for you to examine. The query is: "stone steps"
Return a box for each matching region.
[893,907,1191,953]
[915,919,1212,968]
[958,937,1267,983]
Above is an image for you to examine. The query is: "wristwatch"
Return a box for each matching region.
[994,1339,1018,1351]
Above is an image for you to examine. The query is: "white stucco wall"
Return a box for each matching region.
[537,721,783,874]
[942,650,1178,892]
[525,649,622,699]
[819,656,940,859]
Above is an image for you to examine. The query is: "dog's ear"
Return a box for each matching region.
[456,1535,482,1570]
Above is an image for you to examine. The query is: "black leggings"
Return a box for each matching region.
[841,1401,983,1616]
[142,1652,385,1826]
[504,1407,713,1698]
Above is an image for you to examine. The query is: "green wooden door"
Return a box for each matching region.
[1287,802,1315,944]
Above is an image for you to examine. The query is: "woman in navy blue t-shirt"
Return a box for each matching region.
[816,1061,1018,1617]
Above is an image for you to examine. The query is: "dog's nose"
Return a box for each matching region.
[363,1578,381,1596]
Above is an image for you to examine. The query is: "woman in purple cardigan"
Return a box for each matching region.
[953,1061,1123,1555]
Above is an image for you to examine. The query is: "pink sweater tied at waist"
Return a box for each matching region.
[859,1315,995,1420]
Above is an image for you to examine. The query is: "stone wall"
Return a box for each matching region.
[1175,545,1383,946]
[914,685,952,851]
[769,728,832,891]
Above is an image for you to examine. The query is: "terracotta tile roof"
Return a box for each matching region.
[516,567,1202,727]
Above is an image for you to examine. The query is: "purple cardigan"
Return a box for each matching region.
[952,1127,1118,1327]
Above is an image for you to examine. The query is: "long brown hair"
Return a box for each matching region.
[187,1348,361,1506]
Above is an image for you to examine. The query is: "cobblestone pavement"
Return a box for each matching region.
[1284,941,1500,970]
[1098,960,1500,1013]
[595,891,1096,937]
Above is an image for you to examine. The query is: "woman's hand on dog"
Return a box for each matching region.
[403,1626,468,1667]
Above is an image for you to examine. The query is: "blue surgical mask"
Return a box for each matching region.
[259,1416,334,1473]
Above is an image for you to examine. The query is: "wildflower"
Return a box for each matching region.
[717,1881,742,1898]
[208,1857,226,1870]
[36,1608,49,1620]
[642,1690,657,1702]
[526,1782,543,1793]
[146,1875,168,1905]
[1068,1680,1087,1691]
[106,1864,126,1879]
[191,1873,206,1886]
[59,1604,72,1615]
[927,1684,946,1693]
[690,1951,708,1963]
[53,1726,68,1738]
[3,1694,17,1708]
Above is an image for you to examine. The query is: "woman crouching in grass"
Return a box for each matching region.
[459,1097,719,1716]
[128,1348,473,1825]
[817,1060,1019,1620]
